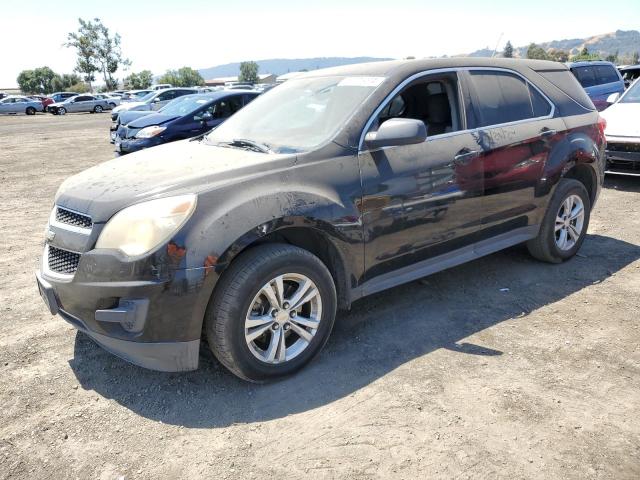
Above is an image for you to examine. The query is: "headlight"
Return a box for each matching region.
[135,126,166,139]
[95,194,197,258]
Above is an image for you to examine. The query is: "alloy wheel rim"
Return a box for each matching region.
[245,273,322,364]
[555,194,585,251]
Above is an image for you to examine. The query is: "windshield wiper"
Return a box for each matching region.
[218,138,272,153]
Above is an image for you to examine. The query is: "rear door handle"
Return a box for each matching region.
[453,149,480,165]
[540,128,557,138]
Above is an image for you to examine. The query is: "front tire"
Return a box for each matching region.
[527,178,591,263]
[58,107,66,115]
[205,243,337,382]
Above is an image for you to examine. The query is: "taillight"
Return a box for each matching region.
[598,115,607,136]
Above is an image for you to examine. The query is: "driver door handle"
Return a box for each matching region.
[539,128,557,138]
[453,149,480,165]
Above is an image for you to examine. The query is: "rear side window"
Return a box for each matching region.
[467,70,549,127]
[594,65,619,84]
[537,69,594,111]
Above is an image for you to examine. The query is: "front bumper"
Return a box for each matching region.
[605,138,640,173]
[114,136,162,154]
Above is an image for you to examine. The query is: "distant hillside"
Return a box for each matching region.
[467,29,640,59]
[198,57,392,79]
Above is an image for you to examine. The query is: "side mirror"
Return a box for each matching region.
[364,118,427,150]
[607,92,620,104]
[201,111,213,122]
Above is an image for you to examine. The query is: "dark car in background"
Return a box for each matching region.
[619,64,640,88]
[567,61,625,110]
[36,58,605,381]
[114,91,259,154]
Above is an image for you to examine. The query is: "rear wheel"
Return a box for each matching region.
[94,105,103,113]
[205,243,337,382]
[527,178,591,263]
[25,107,36,115]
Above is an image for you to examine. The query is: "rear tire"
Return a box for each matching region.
[205,243,337,382]
[25,107,36,115]
[94,105,103,113]
[527,178,591,263]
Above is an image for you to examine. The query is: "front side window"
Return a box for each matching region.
[373,76,460,137]
[620,79,640,104]
[206,75,382,153]
[468,71,549,127]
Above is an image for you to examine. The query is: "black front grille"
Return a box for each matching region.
[48,246,80,274]
[607,142,640,153]
[56,207,92,229]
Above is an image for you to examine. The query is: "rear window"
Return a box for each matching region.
[537,69,595,111]
[467,71,551,128]
[594,65,619,84]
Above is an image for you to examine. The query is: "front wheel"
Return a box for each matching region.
[527,178,591,263]
[58,107,66,115]
[205,243,337,382]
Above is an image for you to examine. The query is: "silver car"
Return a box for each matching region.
[48,95,112,115]
[94,94,121,108]
[110,88,197,120]
[0,95,42,115]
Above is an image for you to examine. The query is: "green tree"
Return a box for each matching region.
[52,73,82,92]
[633,52,639,64]
[158,67,204,87]
[68,82,90,93]
[549,49,569,63]
[238,61,259,84]
[580,47,589,56]
[605,50,619,64]
[125,70,154,89]
[16,67,58,94]
[66,18,129,90]
[526,43,549,60]
[503,41,514,58]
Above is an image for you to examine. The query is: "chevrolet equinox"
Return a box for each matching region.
[36,58,606,381]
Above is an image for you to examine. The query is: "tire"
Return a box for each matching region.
[527,178,591,263]
[58,107,66,115]
[94,105,103,113]
[109,103,116,109]
[25,107,36,115]
[205,243,337,382]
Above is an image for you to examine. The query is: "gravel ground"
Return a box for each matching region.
[1,113,639,479]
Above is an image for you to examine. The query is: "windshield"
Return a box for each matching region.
[159,95,212,116]
[620,79,640,103]
[205,76,382,153]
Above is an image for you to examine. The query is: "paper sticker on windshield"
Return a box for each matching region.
[196,100,207,104]
[338,76,384,87]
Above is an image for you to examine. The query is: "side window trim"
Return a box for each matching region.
[358,66,556,152]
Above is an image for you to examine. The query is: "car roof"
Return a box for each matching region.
[619,64,640,71]
[566,60,616,68]
[296,57,568,82]
[179,90,258,102]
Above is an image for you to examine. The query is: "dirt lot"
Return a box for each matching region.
[0,113,639,479]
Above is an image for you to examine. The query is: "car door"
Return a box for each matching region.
[462,69,565,239]
[66,96,83,112]
[359,71,485,283]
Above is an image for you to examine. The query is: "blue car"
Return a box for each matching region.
[113,90,259,155]
[567,61,625,111]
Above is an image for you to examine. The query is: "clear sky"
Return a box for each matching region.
[1,0,638,87]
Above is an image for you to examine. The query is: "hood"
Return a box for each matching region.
[118,110,154,126]
[54,139,296,222]
[128,113,179,129]
[113,101,147,113]
[50,102,65,107]
[602,103,640,138]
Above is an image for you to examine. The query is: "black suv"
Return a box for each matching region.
[36,58,606,381]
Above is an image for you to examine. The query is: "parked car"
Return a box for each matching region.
[151,84,173,90]
[567,60,625,111]
[0,92,7,100]
[113,91,259,154]
[47,95,112,115]
[49,92,79,103]
[600,78,640,174]
[110,88,197,121]
[36,58,605,380]
[27,95,49,111]
[94,93,121,108]
[119,90,153,102]
[619,64,640,88]
[0,95,43,115]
